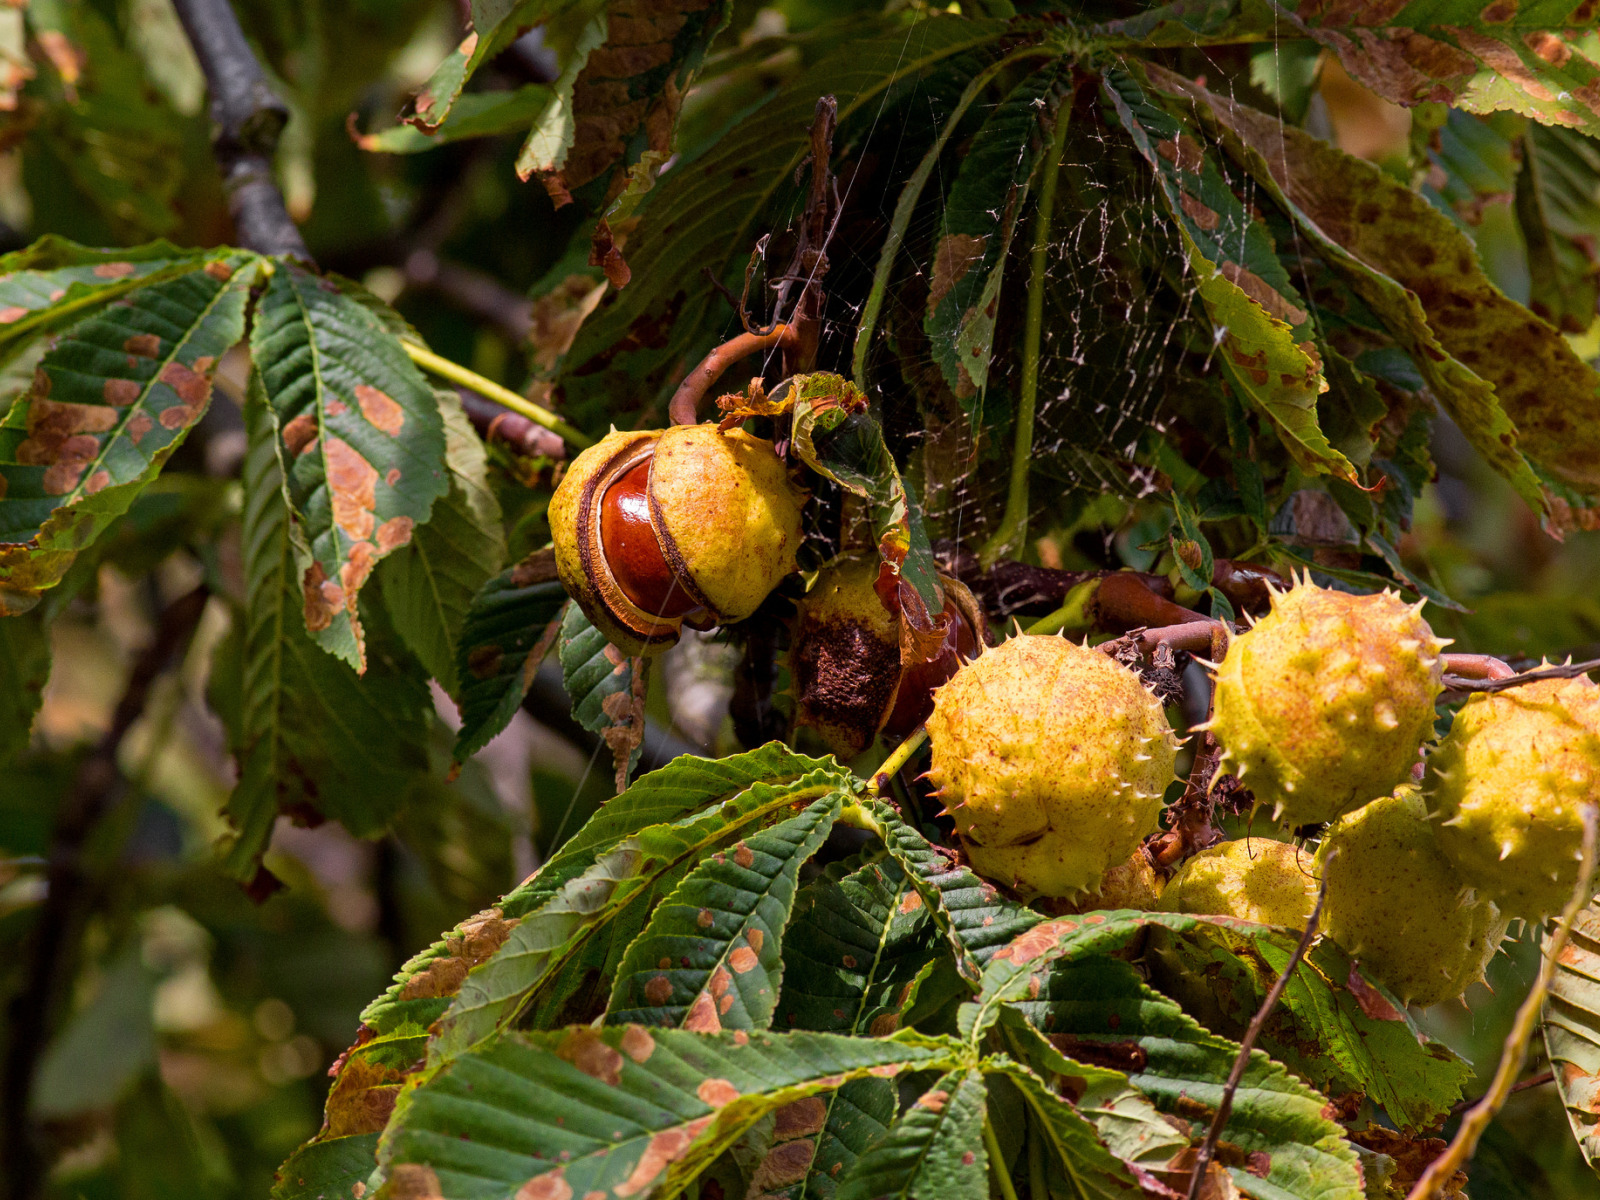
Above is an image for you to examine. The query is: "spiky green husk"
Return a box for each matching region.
[1427,674,1600,922]
[1210,578,1445,828]
[1316,788,1506,1008]
[1157,838,1316,928]
[926,635,1178,900]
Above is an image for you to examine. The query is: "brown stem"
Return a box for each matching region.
[1185,868,1330,1200]
[1441,653,1516,682]
[1448,1069,1553,1118]
[667,324,798,426]
[459,391,566,460]
[1443,655,1600,695]
[1,585,210,1200]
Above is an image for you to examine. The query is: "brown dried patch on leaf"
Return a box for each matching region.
[697,908,714,928]
[123,333,160,358]
[602,657,649,791]
[621,1026,656,1063]
[377,516,415,553]
[749,1141,816,1191]
[282,412,317,457]
[157,360,214,430]
[729,946,758,974]
[303,563,340,632]
[126,411,153,447]
[355,383,405,435]
[927,234,986,313]
[1346,963,1404,1020]
[696,1078,740,1108]
[1220,262,1309,326]
[773,1097,827,1140]
[991,922,1063,965]
[1449,28,1554,101]
[1047,1034,1149,1074]
[1156,133,1204,172]
[558,1027,626,1085]
[103,378,140,406]
[16,393,117,496]
[1349,1127,1464,1197]
[1179,191,1221,231]
[92,261,134,280]
[1523,31,1572,67]
[733,842,755,869]
[398,910,519,1001]
[0,306,28,323]
[324,1053,407,1137]
[517,1171,574,1200]
[388,1164,445,1200]
[898,890,924,915]
[325,437,379,541]
[645,974,675,1006]
[868,1014,900,1037]
[915,1089,950,1112]
[683,991,722,1033]
[612,1119,713,1197]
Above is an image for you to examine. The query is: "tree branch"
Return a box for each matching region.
[171,0,309,259]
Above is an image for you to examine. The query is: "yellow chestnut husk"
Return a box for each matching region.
[1316,787,1506,1008]
[1427,673,1600,922]
[926,634,1179,901]
[1209,577,1445,828]
[1156,838,1316,928]
[550,423,805,657]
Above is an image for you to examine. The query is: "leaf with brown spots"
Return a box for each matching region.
[270,1131,382,1200]
[376,1026,961,1200]
[834,1067,989,1200]
[1544,898,1600,1175]
[220,385,433,881]
[606,792,844,1029]
[0,254,255,603]
[377,387,506,697]
[1104,66,1357,484]
[251,263,448,672]
[560,602,649,787]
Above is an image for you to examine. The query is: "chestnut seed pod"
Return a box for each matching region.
[550,424,806,657]
[790,554,985,760]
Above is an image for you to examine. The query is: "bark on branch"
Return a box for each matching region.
[171,0,309,260]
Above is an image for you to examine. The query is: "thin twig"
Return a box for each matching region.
[1447,1069,1553,1118]
[984,1117,1021,1200]
[1,586,210,1200]
[1442,657,1600,695]
[1185,868,1330,1200]
[405,342,593,448]
[458,391,566,460]
[170,0,308,259]
[1407,805,1600,1200]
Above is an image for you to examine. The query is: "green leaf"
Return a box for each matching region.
[1103,66,1355,484]
[1160,70,1600,531]
[271,1134,382,1200]
[379,386,505,696]
[1519,123,1600,335]
[835,1066,989,1200]
[607,791,844,1030]
[560,601,645,786]
[452,552,567,760]
[868,801,1043,985]
[411,2,576,130]
[376,1027,963,1200]
[0,253,255,609]
[982,1060,1150,1200]
[778,853,942,1037]
[0,237,208,360]
[1544,900,1600,1172]
[250,260,449,671]
[558,16,1010,425]
[355,85,556,153]
[0,607,50,762]
[426,756,855,1061]
[758,1078,898,1200]
[223,380,432,880]
[31,939,158,1117]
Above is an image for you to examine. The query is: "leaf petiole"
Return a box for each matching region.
[403,342,594,449]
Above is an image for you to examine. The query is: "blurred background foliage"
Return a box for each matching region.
[0,0,1598,1196]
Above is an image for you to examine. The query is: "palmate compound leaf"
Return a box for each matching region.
[606,791,844,1031]
[0,252,255,612]
[1543,899,1600,1171]
[923,63,1064,407]
[832,1066,990,1200]
[378,386,506,698]
[865,801,1043,985]
[452,552,568,760]
[426,755,857,1062]
[754,855,943,1200]
[222,379,432,881]
[555,15,1010,426]
[1151,69,1600,531]
[966,916,1370,1200]
[1101,65,1357,485]
[375,1027,964,1200]
[961,910,1467,1133]
[250,260,449,672]
[287,748,853,1178]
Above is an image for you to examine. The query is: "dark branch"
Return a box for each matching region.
[1443,656,1600,694]
[1,585,210,1200]
[171,0,309,259]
